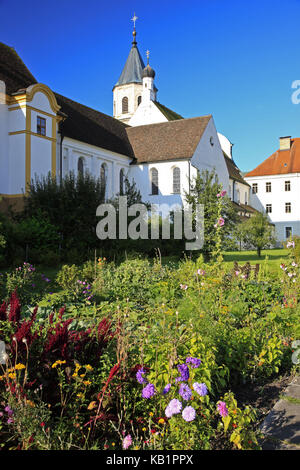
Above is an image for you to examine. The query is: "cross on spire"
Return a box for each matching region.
[131,13,138,30]
[146,49,150,65]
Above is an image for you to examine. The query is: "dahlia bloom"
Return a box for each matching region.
[163,383,171,395]
[142,383,156,399]
[193,382,208,396]
[182,406,196,422]
[136,367,148,384]
[179,383,192,401]
[186,357,201,368]
[165,398,182,418]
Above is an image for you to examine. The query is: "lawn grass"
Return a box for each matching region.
[222,248,289,274]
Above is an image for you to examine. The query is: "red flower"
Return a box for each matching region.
[40,422,45,427]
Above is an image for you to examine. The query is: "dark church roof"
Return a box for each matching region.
[55,93,134,158]
[224,153,250,187]
[126,115,212,163]
[154,101,183,121]
[114,41,145,88]
[0,42,37,95]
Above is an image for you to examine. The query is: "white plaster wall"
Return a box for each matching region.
[191,117,229,192]
[8,134,26,194]
[31,136,52,181]
[60,137,132,200]
[0,80,9,194]
[246,173,300,241]
[129,100,168,126]
[217,132,233,158]
[128,160,190,209]
[113,83,143,122]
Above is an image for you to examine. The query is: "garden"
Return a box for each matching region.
[0,243,299,450]
[0,171,299,451]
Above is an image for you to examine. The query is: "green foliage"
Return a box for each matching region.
[185,169,239,260]
[237,212,276,257]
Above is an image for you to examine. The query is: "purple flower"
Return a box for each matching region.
[186,357,201,368]
[193,382,208,396]
[122,434,132,450]
[142,383,156,399]
[182,406,196,422]
[4,406,13,416]
[136,367,148,384]
[7,418,14,424]
[163,384,171,395]
[176,363,189,382]
[179,383,192,401]
[214,217,225,228]
[217,401,229,418]
[165,399,182,418]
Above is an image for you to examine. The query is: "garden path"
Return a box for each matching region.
[260,375,300,450]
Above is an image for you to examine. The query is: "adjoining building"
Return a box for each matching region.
[245,136,300,241]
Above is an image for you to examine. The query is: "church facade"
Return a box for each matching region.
[0,22,250,217]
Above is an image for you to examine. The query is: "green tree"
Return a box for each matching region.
[237,211,276,257]
[185,169,239,260]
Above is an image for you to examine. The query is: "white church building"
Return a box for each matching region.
[0,19,251,218]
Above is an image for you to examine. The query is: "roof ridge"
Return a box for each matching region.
[54,91,130,128]
[127,114,212,130]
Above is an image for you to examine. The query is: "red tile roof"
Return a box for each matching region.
[245,138,300,177]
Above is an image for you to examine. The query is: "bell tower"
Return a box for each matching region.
[113,14,145,124]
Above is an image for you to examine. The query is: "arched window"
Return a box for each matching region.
[78,157,84,177]
[100,163,107,197]
[122,96,128,114]
[173,167,181,194]
[150,168,158,195]
[120,168,124,195]
[137,96,142,106]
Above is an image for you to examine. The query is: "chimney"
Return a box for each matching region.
[279,136,291,150]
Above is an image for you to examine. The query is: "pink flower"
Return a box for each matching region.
[122,434,132,450]
[180,284,188,290]
[197,269,206,276]
[214,217,225,228]
[217,190,227,198]
[217,401,229,418]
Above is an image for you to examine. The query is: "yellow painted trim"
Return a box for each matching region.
[9,130,56,142]
[26,84,60,114]
[9,105,56,119]
[0,193,24,198]
[25,108,31,195]
[7,84,60,114]
[51,117,57,177]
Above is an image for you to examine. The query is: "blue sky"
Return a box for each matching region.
[1,0,300,172]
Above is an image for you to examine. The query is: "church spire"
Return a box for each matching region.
[131,13,138,45]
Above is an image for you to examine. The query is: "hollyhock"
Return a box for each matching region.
[217,401,229,417]
[214,217,225,228]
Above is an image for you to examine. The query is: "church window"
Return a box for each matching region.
[78,157,84,176]
[150,168,158,195]
[37,116,46,136]
[266,182,271,192]
[285,180,291,191]
[137,96,142,106]
[122,97,128,114]
[100,163,107,197]
[252,183,258,194]
[173,167,181,194]
[285,202,291,213]
[266,204,272,213]
[120,168,124,195]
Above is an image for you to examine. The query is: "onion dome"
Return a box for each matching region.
[142,64,155,79]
